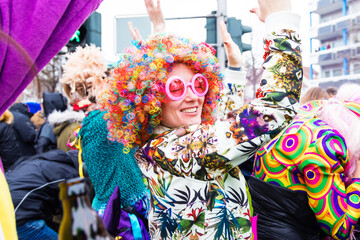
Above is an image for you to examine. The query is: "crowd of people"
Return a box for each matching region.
[0,0,360,239]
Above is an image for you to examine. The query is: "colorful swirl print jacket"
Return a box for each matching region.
[253,100,360,239]
[135,27,302,239]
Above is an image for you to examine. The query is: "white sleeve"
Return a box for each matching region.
[265,11,301,33]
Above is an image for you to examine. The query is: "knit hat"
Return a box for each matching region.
[26,102,41,114]
[9,103,33,118]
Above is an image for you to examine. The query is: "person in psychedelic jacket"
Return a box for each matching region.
[100,0,302,238]
[250,83,360,240]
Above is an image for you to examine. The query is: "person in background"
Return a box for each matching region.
[30,110,46,131]
[249,83,360,239]
[326,42,331,49]
[326,86,337,98]
[300,86,330,105]
[9,103,37,157]
[34,92,68,153]
[0,110,21,172]
[99,0,302,238]
[61,44,108,107]
[6,149,80,240]
[47,108,85,152]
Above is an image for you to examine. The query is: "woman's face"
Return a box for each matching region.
[161,63,205,128]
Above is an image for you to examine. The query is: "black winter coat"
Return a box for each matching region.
[10,111,36,156]
[6,149,79,226]
[247,176,324,240]
[34,122,57,153]
[0,111,21,172]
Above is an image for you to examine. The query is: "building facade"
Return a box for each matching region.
[309,0,360,88]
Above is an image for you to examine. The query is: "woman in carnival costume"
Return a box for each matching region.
[250,83,360,239]
[99,0,303,238]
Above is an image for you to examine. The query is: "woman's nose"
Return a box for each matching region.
[183,86,198,101]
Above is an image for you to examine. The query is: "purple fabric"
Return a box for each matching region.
[0,0,102,115]
[103,186,150,240]
[0,157,4,174]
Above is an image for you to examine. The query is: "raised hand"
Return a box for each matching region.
[128,22,142,41]
[218,20,242,68]
[144,0,166,33]
[250,0,291,22]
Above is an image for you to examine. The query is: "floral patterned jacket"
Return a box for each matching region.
[253,100,360,240]
[136,29,302,240]
[216,69,246,120]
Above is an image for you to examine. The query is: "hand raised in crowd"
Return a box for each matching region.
[250,0,292,22]
[144,0,166,33]
[128,0,165,41]
[128,22,142,41]
[30,111,45,130]
[218,19,242,68]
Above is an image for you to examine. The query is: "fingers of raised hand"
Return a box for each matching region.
[219,20,231,43]
[128,22,142,41]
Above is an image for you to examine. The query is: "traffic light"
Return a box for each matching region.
[66,12,101,52]
[66,24,87,52]
[227,17,252,52]
[205,11,218,55]
[85,12,101,48]
[206,14,252,57]
[206,11,217,44]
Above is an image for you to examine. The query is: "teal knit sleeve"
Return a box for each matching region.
[79,110,147,209]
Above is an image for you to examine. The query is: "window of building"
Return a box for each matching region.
[320,16,331,23]
[333,40,342,48]
[324,70,331,78]
[333,69,342,77]
[354,64,360,74]
[350,1,360,14]
[352,31,360,44]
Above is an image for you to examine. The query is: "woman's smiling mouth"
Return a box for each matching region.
[181,107,198,114]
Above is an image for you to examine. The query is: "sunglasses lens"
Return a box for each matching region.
[169,78,185,97]
[194,76,207,94]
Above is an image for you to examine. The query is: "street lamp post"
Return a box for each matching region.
[216,0,227,70]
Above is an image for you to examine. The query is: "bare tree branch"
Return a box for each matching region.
[37,54,63,93]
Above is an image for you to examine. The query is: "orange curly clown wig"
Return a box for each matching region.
[98,34,223,152]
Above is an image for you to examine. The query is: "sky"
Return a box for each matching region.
[97,0,310,66]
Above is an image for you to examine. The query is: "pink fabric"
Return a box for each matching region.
[251,215,258,240]
[0,157,4,174]
[0,0,103,115]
